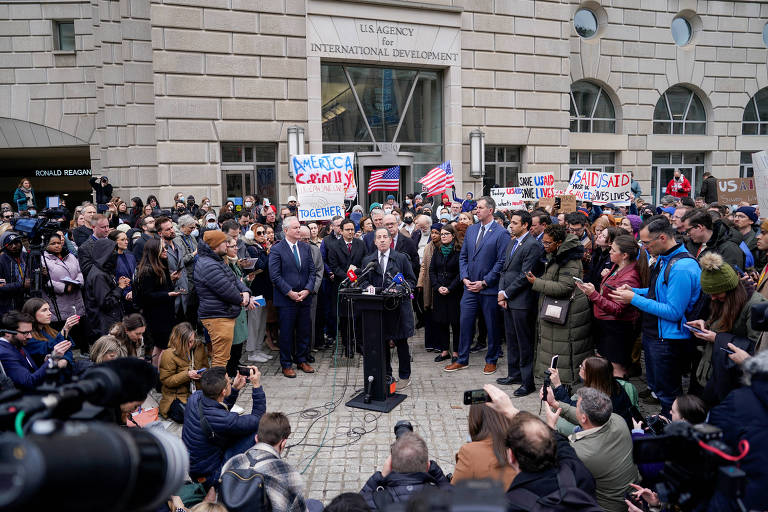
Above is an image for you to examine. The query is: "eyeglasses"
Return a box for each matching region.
[541,240,555,246]
[440,232,452,236]
[226,244,237,248]
[16,330,33,336]
[639,234,661,245]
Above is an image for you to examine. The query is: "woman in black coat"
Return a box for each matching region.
[135,238,180,366]
[429,224,462,363]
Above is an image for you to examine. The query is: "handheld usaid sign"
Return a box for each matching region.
[517,173,555,202]
[566,170,631,205]
[490,188,525,210]
[291,152,356,221]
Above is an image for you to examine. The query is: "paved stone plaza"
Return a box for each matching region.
[146,329,651,502]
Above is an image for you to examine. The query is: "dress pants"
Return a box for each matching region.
[457,292,500,365]
[504,308,535,388]
[277,299,312,368]
[201,317,236,368]
[245,306,267,353]
[386,338,411,380]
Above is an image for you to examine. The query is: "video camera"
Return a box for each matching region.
[13,207,67,240]
[0,359,188,512]
[633,422,749,511]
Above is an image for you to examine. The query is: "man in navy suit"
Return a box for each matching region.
[327,219,366,356]
[444,196,509,375]
[362,208,385,253]
[497,210,545,396]
[269,217,316,378]
[382,214,420,278]
[0,310,69,390]
[358,228,417,391]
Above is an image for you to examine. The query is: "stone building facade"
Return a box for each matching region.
[1,0,767,207]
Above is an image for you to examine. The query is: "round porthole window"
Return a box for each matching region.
[671,17,692,46]
[574,9,598,39]
[763,22,768,48]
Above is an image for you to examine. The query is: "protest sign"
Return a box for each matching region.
[490,188,525,210]
[565,170,631,205]
[517,172,555,202]
[539,197,555,210]
[559,194,577,213]
[717,178,757,205]
[753,151,768,214]
[291,152,355,221]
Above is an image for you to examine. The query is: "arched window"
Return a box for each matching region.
[569,81,615,133]
[653,85,706,135]
[742,87,768,135]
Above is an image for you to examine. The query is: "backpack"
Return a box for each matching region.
[220,467,271,512]
[508,465,602,512]
[739,241,755,269]
[662,252,708,322]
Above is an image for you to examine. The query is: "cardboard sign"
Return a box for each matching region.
[752,151,768,214]
[717,178,757,205]
[291,152,355,221]
[517,172,555,202]
[559,194,577,213]
[490,188,525,210]
[539,197,555,210]
[565,170,631,205]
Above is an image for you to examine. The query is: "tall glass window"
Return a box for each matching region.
[742,87,768,135]
[483,146,521,196]
[220,143,277,204]
[321,63,443,189]
[653,85,706,135]
[741,152,754,178]
[570,81,616,133]
[569,151,615,177]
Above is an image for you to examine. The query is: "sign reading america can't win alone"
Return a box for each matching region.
[291,152,355,221]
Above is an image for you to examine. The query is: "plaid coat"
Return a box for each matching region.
[222,443,308,512]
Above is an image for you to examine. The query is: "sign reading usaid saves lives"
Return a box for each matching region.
[517,173,555,202]
[291,152,355,221]
[566,170,631,205]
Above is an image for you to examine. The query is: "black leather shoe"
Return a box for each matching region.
[306,354,315,363]
[434,353,451,362]
[496,376,522,385]
[513,386,535,397]
[469,342,486,353]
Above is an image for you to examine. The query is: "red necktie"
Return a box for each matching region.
[347,243,351,253]
[390,239,395,249]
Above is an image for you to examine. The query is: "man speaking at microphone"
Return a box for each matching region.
[327,219,366,357]
[358,227,417,391]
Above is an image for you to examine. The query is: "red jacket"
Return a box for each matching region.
[588,262,641,322]
[665,176,691,198]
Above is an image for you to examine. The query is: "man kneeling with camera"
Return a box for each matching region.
[182,365,266,489]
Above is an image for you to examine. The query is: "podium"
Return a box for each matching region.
[338,288,408,412]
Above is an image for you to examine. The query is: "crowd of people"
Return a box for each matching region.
[1,173,767,512]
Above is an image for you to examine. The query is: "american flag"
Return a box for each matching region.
[418,161,454,197]
[368,165,400,193]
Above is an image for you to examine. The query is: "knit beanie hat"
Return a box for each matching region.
[736,206,758,224]
[700,252,739,294]
[203,229,227,249]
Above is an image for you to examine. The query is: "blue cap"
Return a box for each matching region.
[386,194,395,200]
[661,207,676,215]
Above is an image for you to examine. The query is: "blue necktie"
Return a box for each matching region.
[510,239,520,257]
[292,244,300,268]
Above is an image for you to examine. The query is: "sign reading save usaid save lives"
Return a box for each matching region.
[291,153,356,221]
[566,170,631,205]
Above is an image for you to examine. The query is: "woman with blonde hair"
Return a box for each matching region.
[90,335,126,363]
[158,322,208,422]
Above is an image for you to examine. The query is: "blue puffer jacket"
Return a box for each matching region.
[630,244,701,339]
[193,242,249,319]
[182,386,266,478]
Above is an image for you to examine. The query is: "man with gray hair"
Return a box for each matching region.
[360,431,450,509]
[363,208,385,252]
[174,214,199,324]
[544,387,638,512]
[77,213,111,279]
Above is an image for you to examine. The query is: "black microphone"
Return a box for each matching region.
[351,260,378,287]
[363,375,374,404]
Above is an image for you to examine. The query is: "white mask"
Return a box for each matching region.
[191,229,199,238]
[206,222,218,229]
[244,201,253,208]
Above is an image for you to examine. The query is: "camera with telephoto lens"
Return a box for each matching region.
[0,359,188,512]
[393,420,413,439]
[633,422,748,511]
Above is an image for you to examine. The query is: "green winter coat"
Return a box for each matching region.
[532,234,593,383]
[228,259,248,345]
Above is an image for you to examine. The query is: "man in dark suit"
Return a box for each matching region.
[358,227,417,391]
[77,214,111,280]
[382,214,419,277]
[362,208,385,253]
[327,219,366,356]
[497,210,545,396]
[268,216,316,378]
[444,196,509,375]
